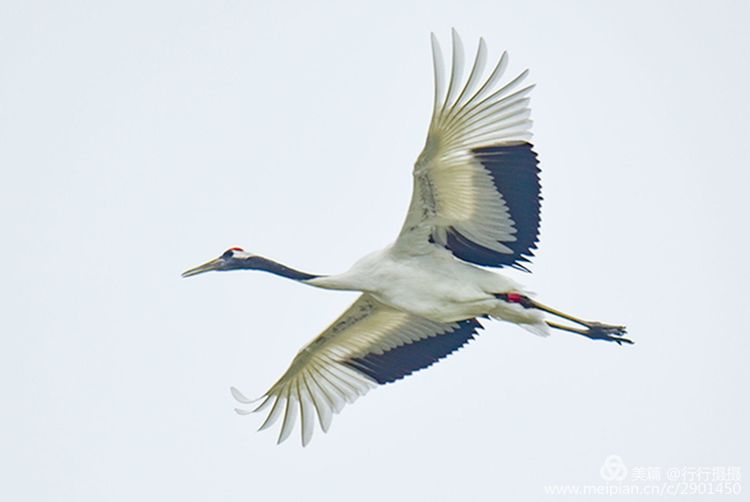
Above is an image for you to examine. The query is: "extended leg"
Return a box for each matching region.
[545,320,633,345]
[496,293,632,345]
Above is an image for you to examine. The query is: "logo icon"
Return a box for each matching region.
[600,454,628,482]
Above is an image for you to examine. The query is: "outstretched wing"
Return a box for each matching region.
[232,294,483,446]
[395,29,541,270]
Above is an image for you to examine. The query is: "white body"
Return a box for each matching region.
[309,244,546,330]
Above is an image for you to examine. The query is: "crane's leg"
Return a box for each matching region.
[544,320,632,345]
[496,293,632,345]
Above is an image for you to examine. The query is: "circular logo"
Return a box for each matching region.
[600,454,628,482]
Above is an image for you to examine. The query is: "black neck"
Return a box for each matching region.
[234,256,320,282]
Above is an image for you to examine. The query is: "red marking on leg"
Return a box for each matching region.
[506,293,524,303]
[497,292,534,308]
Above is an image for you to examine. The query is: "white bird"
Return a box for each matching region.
[182,30,631,446]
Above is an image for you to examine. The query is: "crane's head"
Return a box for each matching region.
[181,247,253,277]
[182,247,319,281]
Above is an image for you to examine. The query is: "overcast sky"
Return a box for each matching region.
[2,1,748,500]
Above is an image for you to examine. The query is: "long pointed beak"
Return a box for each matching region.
[181,257,224,278]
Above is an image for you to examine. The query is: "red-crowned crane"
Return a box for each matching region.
[182,30,630,446]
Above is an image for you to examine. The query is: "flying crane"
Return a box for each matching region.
[182,30,631,446]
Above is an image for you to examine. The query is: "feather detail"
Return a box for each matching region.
[395,31,541,270]
[232,294,481,446]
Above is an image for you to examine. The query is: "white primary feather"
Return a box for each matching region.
[396,28,535,259]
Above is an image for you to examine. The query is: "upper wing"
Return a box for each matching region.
[395,30,541,271]
[231,294,483,446]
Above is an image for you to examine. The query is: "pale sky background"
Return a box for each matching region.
[2,1,748,500]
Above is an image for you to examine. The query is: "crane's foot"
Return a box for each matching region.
[546,320,633,345]
[582,321,632,345]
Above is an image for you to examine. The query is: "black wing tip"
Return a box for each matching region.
[443,141,541,270]
[473,140,539,157]
[343,319,484,385]
[445,227,540,270]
